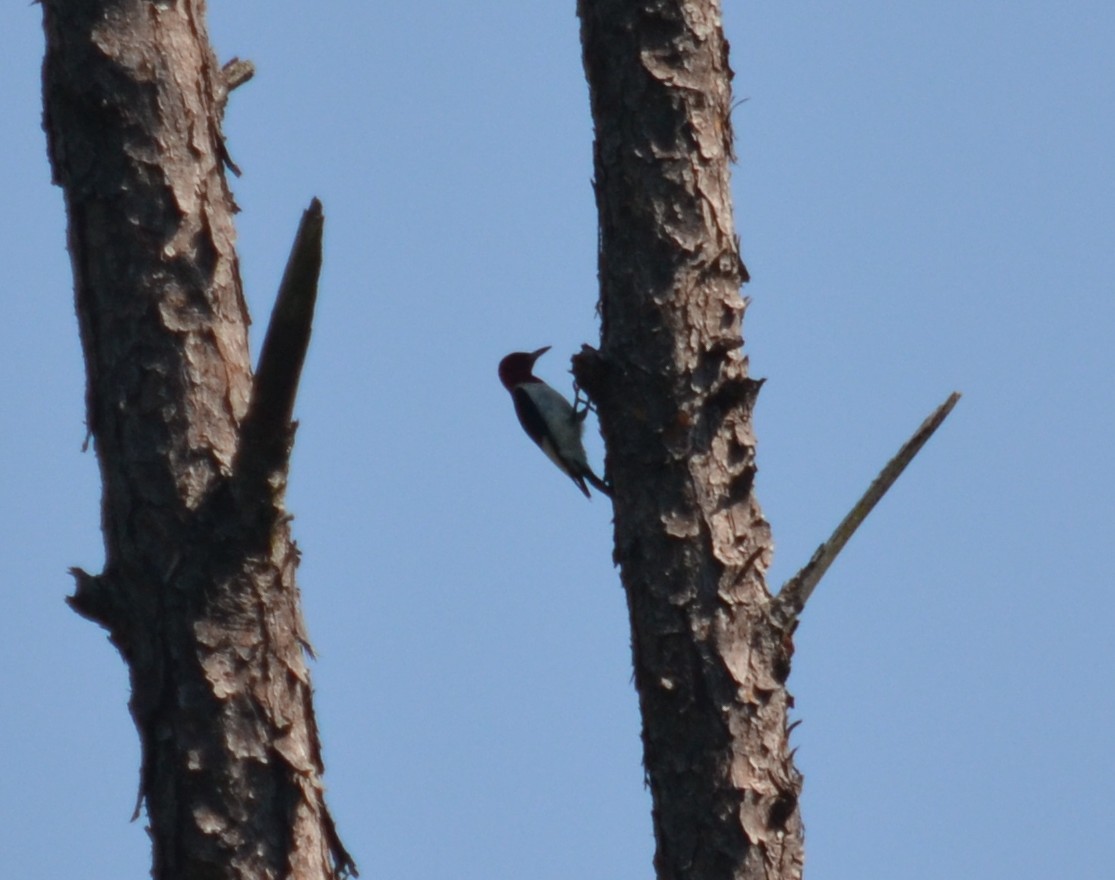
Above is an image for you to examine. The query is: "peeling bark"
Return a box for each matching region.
[576,2,803,878]
[42,2,353,878]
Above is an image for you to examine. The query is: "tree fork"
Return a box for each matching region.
[42,1,353,877]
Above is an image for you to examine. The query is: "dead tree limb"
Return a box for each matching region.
[239,198,324,491]
[772,392,962,630]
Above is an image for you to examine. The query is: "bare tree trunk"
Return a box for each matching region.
[41,2,354,878]
[576,2,804,878]
[576,4,961,878]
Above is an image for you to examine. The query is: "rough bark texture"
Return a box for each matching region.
[42,2,353,878]
[576,2,804,879]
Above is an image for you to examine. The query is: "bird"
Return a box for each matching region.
[498,346,612,498]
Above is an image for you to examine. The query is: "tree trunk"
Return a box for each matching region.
[576,2,804,878]
[41,1,353,878]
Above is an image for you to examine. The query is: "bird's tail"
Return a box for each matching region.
[583,469,613,499]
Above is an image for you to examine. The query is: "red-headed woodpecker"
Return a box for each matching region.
[498,346,612,498]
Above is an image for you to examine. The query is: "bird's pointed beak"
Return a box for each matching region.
[530,345,552,362]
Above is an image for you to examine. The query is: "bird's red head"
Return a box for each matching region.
[498,346,551,390]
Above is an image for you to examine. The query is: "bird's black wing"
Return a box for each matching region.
[511,386,549,449]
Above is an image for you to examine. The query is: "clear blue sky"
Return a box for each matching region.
[3,3,1113,878]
